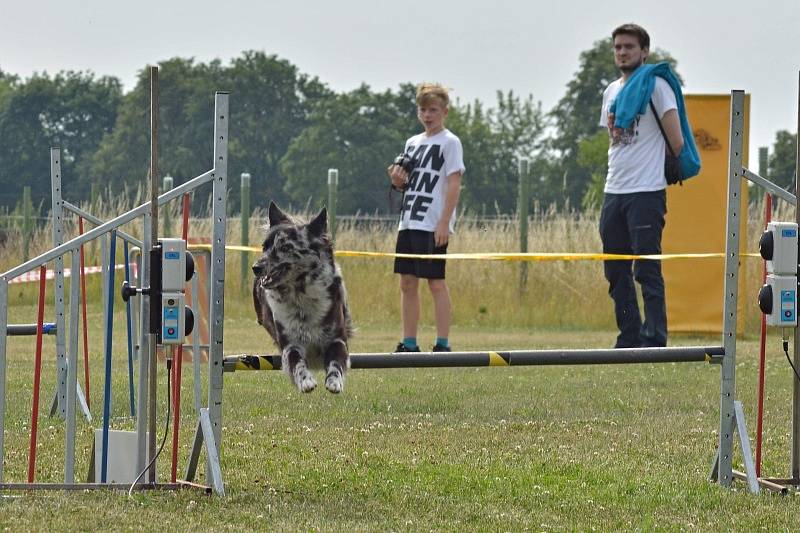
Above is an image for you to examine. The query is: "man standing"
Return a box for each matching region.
[599,23,684,348]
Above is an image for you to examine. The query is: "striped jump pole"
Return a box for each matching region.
[223,346,725,372]
[27,265,47,482]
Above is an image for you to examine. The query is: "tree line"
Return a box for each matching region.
[0,39,796,217]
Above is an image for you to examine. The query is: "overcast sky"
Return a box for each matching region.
[1,0,798,168]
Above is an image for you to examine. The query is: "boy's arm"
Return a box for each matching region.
[434,171,462,246]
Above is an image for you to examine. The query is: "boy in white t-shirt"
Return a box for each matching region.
[386,83,466,353]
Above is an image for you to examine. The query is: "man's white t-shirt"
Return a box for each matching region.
[599,76,678,193]
[398,128,465,233]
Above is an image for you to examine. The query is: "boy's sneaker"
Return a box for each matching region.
[394,342,420,353]
[432,344,452,352]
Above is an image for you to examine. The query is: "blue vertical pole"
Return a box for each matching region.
[123,241,135,417]
[100,231,117,483]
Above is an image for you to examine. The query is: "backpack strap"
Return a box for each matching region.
[649,100,677,157]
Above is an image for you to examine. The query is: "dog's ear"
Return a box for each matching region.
[268,201,290,227]
[307,207,328,237]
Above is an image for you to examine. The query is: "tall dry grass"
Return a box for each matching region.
[0,194,774,335]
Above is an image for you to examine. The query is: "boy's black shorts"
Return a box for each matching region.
[393,229,448,279]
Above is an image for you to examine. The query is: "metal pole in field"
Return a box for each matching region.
[90,183,99,210]
[207,92,229,484]
[0,278,8,483]
[50,150,67,419]
[148,65,159,484]
[135,215,151,477]
[163,176,173,237]
[517,158,530,292]
[758,147,768,179]
[240,173,251,296]
[757,146,771,221]
[22,186,31,261]
[328,169,338,240]
[717,90,745,487]
[64,248,80,482]
[792,70,800,482]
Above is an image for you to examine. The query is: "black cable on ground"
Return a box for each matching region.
[128,359,172,497]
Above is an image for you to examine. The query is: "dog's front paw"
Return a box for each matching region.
[325,370,344,394]
[295,368,317,393]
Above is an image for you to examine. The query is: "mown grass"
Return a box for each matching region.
[1,303,799,531]
[0,199,795,530]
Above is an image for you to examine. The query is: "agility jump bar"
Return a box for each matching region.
[224,346,724,372]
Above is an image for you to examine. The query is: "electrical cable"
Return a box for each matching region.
[128,358,172,498]
[782,339,800,384]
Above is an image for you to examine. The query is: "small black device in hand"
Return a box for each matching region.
[393,153,418,175]
[390,153,418,193]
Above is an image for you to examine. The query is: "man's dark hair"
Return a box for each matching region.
[612,23,650,50]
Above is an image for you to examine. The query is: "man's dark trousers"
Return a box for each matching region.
[599,190,667,348]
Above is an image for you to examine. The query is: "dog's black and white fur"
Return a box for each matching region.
[252,202,353,393]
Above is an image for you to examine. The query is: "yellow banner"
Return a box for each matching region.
[663,94,750,334]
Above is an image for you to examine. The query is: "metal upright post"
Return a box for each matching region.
[135,215,151,475]
[51,148,68,418]
[758,147,768,180]
[163,176,174,237]
[147,66,160,484]
[208,92,229,478]
[328,169,338,240]
[517,158,530,291]
[718,90,745,487]
[22,186,31,261]
[0,278,8,483]
[240,173,251,296]
[792,71,800,482]
[191,268,202,413]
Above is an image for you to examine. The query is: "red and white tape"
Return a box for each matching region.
[10,263,138,284]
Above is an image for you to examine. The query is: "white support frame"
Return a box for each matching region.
[0,91,229,494]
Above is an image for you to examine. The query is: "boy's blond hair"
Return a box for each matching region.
[416,83,450,108]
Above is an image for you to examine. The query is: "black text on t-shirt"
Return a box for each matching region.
[402,143,444,222]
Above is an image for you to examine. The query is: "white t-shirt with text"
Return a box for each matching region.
[599,76,678,193]
[398,129,466,233]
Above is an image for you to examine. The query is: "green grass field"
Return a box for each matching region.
[0,201,795,530]
[1,303,800,531]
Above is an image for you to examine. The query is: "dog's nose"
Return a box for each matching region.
[252,262,265,276]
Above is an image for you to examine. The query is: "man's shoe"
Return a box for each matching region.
[394,342,420,353]
[432,344,452,352]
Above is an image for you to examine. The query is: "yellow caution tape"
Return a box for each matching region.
[187,244,761,262]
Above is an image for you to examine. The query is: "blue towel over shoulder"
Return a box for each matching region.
[609,62,701,180]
